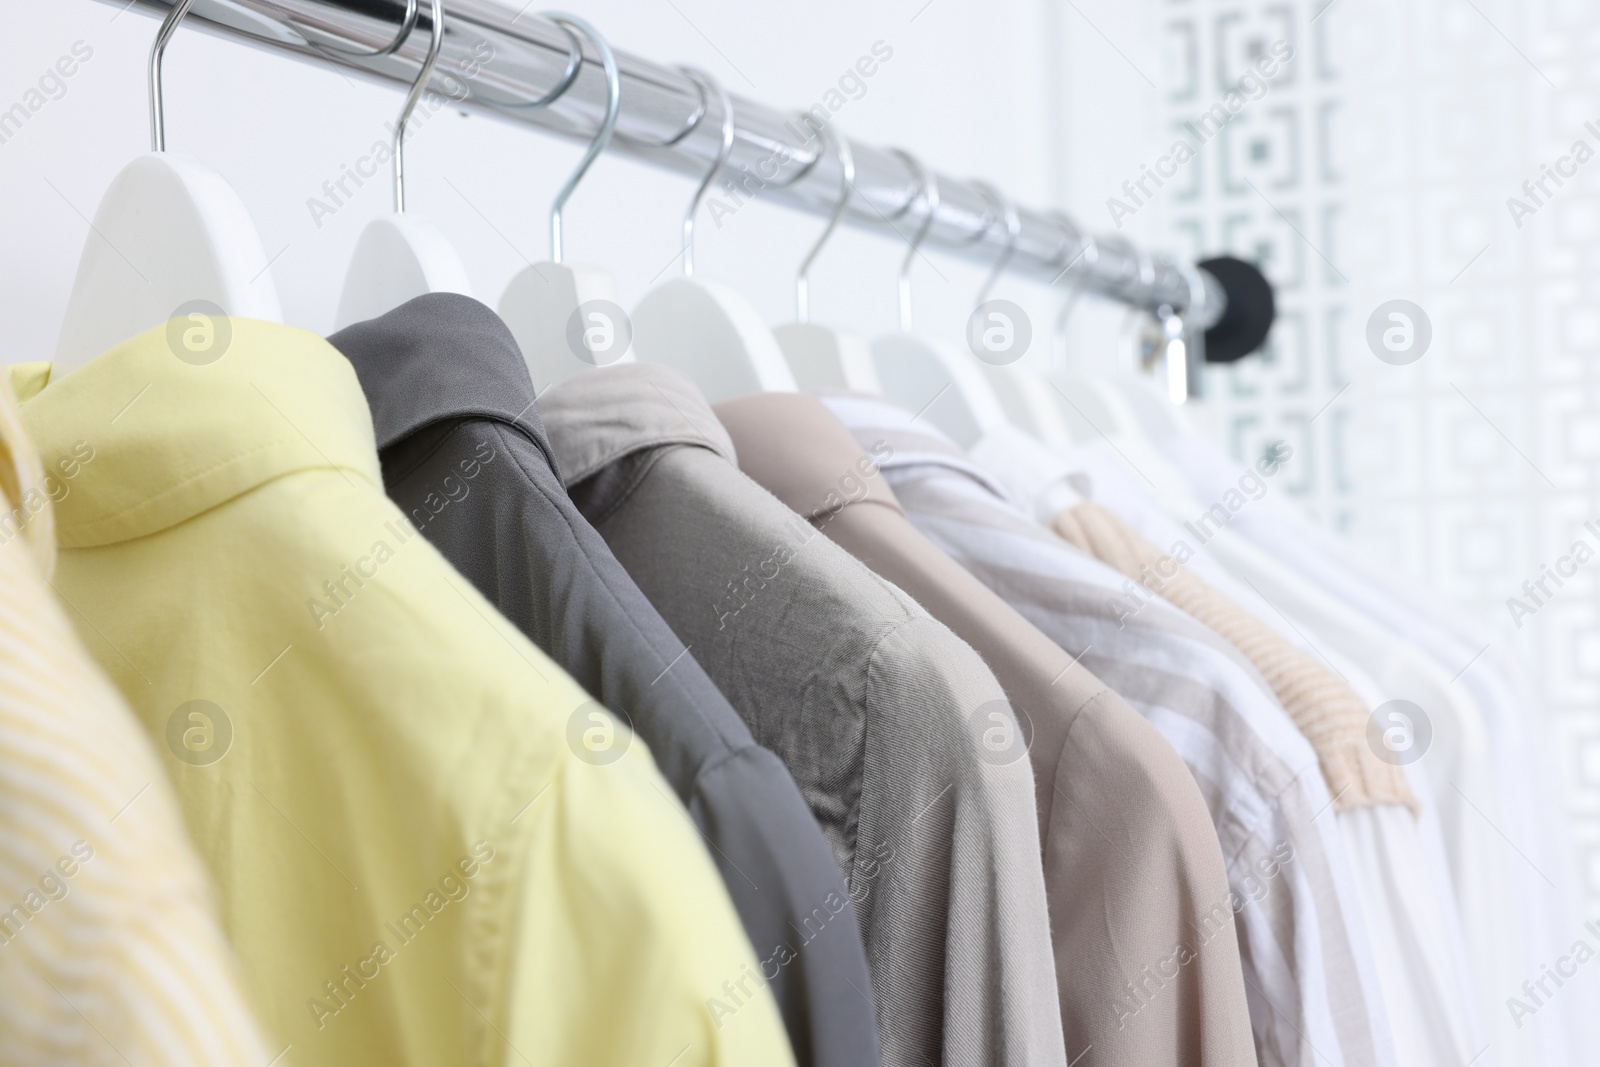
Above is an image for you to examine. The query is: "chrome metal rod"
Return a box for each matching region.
[100,0,1224,322]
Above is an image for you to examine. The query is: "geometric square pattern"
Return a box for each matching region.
[1160,0,1600,912]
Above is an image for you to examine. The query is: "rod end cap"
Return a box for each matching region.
[1199,255,1274,362]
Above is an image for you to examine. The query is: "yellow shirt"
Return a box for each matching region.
[0,371,277,1066]
[15,320,794,1067]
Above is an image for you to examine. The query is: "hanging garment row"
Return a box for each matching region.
[0,4,1589,1067]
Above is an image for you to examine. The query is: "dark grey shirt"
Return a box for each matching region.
[539,362,1066,1067]
[328,294,879,1067]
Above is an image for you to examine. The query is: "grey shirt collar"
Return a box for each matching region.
[538,362,738,486]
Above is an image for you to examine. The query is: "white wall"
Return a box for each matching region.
[5,0,1087,362]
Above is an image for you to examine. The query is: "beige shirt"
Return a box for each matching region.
[1052,501,1415,814]
[717,392,1258,1067]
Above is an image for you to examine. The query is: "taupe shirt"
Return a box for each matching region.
[541,364,1066,1067]
[716,392,1258,1067]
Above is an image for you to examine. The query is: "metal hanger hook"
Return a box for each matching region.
[1163,254,1210,402]
[1049,210,1099,283]
[1049,211,1098,370]
[392,0,445,215]
[796,123,853,324]
[149,0,201,152]
[1173,255,1208,319]
[971,180,1019,308]
[542,12,621,265]
[889,147,939,333]
[679,66,735,278]
[497,22,582,114]
[1128,241,1158,303]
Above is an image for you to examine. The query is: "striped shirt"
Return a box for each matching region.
[821,393,1399,1067]
[0,373,278,1066]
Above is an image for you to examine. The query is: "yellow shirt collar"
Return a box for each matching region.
[12,319,381,549]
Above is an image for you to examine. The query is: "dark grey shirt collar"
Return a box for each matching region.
[329,290,548,455]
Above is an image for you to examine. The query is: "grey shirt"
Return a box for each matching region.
[327,295,878,1067]
[540,363,1066,1067]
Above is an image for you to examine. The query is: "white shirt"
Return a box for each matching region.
[1202,529,1493,1065]
[977,423,1488,1066]
[1157,426,1594,1067]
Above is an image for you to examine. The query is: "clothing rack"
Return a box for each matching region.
[103,0,1234,330]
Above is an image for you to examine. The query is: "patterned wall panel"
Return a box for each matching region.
[1157,0,1600,911]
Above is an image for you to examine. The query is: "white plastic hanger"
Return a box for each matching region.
[980,212,1092,447]
[1039,227,1206,513]
[631,68,796,402]
[1048,230,1203,424]
[870,152,1008,449]
[965,184,1075,446]
[334,0,472,329]
[772,124,878,392]
[498,14,633,394]
[1043,224,1149,444]
[54,0,281,375]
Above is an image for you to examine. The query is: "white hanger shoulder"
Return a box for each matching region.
[54,153,280,374]
[983,361,1073,445]
[335,214,472,330]
[334,0,469,331]
[493,14,629,396]
[499,260,632,395]
[1050,369,1201,513]
[632,276,796,402]
[871,331,1009,448]
[774,322,879,393]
